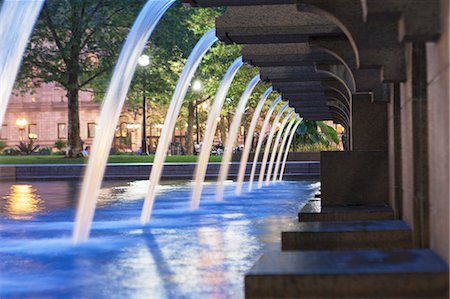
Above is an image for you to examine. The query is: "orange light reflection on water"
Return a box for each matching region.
[2,184,43,219]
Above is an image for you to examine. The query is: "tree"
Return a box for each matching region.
[126,3,270,155]
[18,0,144,156]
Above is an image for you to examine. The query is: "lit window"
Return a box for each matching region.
[28,124,37,135]
[0,124,7,140]
[57,123,67,139]
[87,123,96,138]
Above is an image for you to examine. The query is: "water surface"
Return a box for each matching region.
[0,179,319,298]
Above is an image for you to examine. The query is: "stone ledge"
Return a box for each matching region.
[245,249,449,298]
[298,200,394,222]
[282,220,412,250]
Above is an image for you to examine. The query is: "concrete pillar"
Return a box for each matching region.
[425,0,449,262]
[387,84,403,219]
[321,151,389,206]
[411,43,429,248]
[352,93,388,151]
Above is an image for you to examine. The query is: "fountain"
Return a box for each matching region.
[0,2,322,298]
[190,57,243,209]
[248,100,286,191]
[279,118,303,181]
[216,75,260,201]
[235,87,275,196]
[140,28,218,224]
[271,116,301,182]
[73,0,176,243]
[0,0,44,126]
[257,107,294,188]
[264,113,299,185]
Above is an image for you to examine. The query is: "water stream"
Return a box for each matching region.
[279,119,303,181]
[257,107,294,188]
[141,28,218,225]
[73,0,176,243]
[271,116,301,182]
[0,0,44,126]
[216,75,260,201]
[190,57,243,209]
[235,87,275,196]
[247,96,283,192]
[265,113,298,185]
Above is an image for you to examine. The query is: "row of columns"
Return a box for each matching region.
[182,0,448,261]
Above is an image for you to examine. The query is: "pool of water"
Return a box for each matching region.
[0,179,319,299]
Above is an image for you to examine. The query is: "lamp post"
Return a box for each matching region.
[15,118,28,141]
[138,54,150,155]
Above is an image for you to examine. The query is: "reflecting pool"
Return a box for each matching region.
[0,179,319,298]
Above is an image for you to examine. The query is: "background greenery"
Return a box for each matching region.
[12,1,339,158]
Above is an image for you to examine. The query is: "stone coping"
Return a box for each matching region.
[0,161,320,181]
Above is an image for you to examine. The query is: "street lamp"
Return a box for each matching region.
[28,133,38,140]
[138,54,150,155]
[192,80,202,92]
[15,118,28,141]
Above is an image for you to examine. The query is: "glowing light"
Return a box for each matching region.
[126,123,141,130]
[138,54,150,67]
[15,118,27,129]
[28,133,37,139]
[192,80,202,92]
[3,184,42,219]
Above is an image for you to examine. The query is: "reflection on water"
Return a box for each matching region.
[0,179,319,298]
[2,184,42,219]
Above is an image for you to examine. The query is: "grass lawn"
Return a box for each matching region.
[0,155,222,164]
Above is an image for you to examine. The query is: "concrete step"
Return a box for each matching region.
[245,249,449,298]
[282,220,412,250]
[298,200,394,222]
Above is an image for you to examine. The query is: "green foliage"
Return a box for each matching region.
[295,120,338,145]
[18,0,145,92]
[3,148,19,156]
[0,155,222,164]
[291,120,340,152]
[295,143,340,152]
[54,139,67,151]
[38,147,53,155]
[0,140,7,153]
[317,121,339,144]
[15,140,40,155]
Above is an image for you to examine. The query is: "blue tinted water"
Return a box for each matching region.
[0,179,319,298]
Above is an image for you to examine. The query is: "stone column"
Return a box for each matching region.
[321,93,389,206]
[387,84,403,219]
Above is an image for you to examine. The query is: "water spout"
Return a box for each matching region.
[271,115,300,182]
[0,0,44,126]
[266,114,299,185]
[216,75,260,201]
[190,57,243,209]
[140,28,218,225]
[235,87,274,196]
[279,118,303,181]
[73,0,175,244]
[247,96,283,192]
[257,107,294,189]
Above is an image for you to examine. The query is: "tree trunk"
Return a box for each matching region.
[219,115,227,144]
[185,101,195,155]
[67,87,82,157]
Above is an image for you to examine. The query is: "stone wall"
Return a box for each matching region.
[426,0,449,262]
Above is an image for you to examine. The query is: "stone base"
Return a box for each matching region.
[321,151,389,206]
[298,200,394,222]
[282,220,412,250]
[245,249,449,298]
